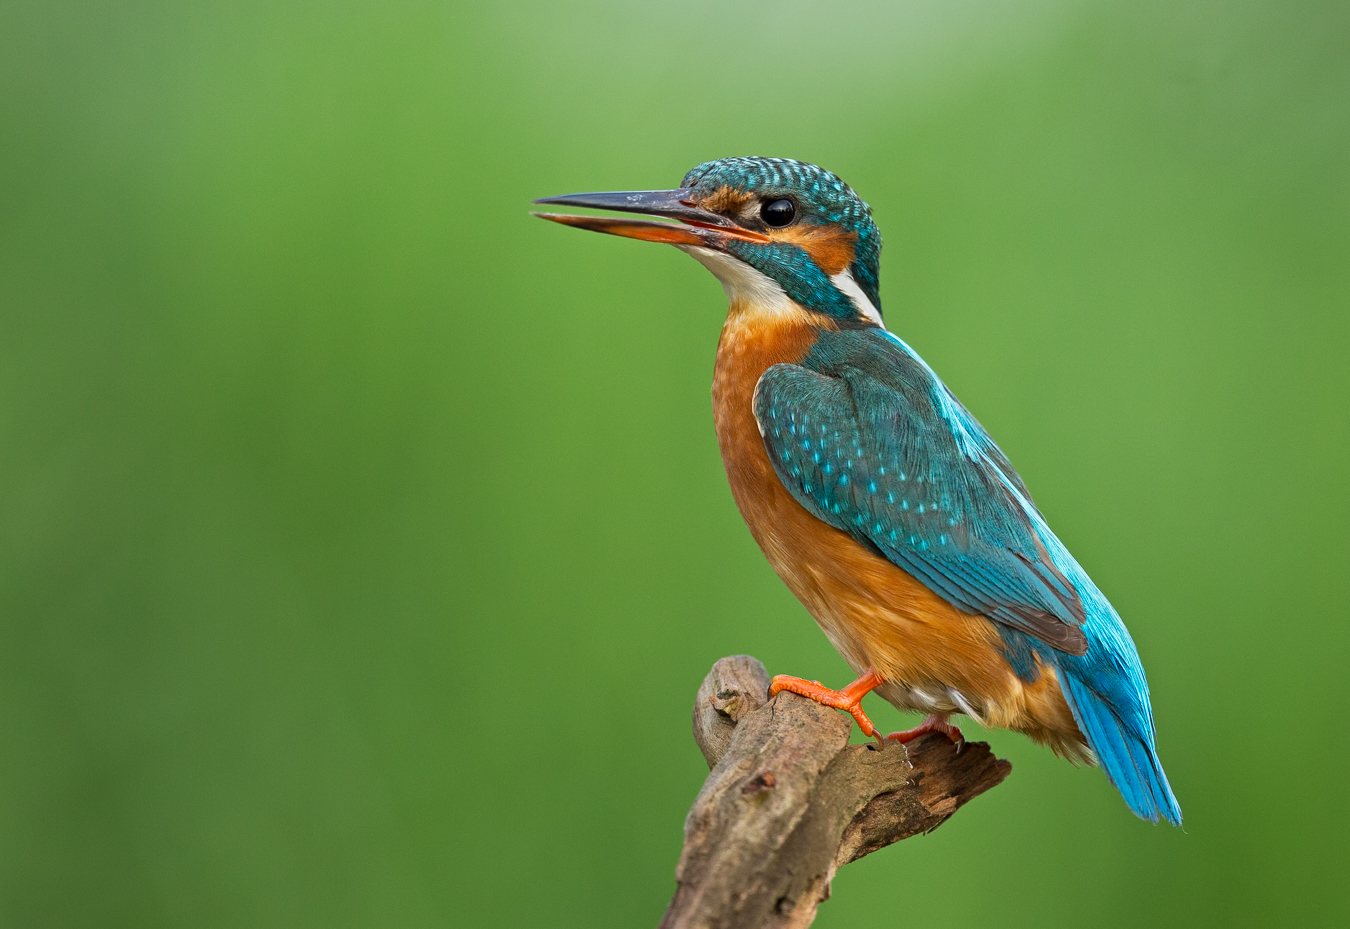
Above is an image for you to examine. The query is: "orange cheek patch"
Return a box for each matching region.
[773,224,858,276]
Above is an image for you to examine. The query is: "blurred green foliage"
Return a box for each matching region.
[2,1,1347,926]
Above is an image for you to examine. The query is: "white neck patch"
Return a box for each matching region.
[830,267,885,327]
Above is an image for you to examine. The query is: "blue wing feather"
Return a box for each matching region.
[755,327,1181,824]
[755,332,1087,654]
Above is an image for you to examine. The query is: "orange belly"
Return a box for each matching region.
[711,307,1086,757]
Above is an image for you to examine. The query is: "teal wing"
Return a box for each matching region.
[753,331,1087,654]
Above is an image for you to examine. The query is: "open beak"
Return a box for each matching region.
[531,188,770,248]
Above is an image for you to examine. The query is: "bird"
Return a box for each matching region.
[533,156,1181,825]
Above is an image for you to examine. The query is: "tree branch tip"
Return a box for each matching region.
[666,655,1011,929]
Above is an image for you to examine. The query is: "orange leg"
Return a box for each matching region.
[769,669,884,740]
[884,714,964,747]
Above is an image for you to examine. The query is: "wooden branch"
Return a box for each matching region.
[660,656,1011,929]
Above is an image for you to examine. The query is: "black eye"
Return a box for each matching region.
[760,198,796,227]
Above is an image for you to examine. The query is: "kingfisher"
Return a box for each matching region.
[533,157,1181,825]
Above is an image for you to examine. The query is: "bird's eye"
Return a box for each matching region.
[760,198,796,227]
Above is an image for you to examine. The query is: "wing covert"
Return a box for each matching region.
[754,333,1087,655]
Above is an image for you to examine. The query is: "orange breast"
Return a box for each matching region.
[711,304,1084,755]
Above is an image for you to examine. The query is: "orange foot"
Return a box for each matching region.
[884,714,965,749]
[769,669,884,740]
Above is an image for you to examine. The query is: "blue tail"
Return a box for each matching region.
[1005,491,1182,825]
[1059,668,1182,825]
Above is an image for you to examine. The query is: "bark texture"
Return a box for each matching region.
[660,655,1011,929]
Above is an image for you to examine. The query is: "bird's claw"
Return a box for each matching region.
[882,715,964,748]
[769,670,884,740]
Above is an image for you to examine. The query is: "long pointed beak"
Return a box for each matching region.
[531,188,769,247]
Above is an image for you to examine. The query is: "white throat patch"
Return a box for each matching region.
[680,246,884,328]
[680,246,798,317]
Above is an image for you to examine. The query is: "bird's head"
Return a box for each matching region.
[534,157,883,327]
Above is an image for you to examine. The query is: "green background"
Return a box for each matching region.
[3,1,1347,926]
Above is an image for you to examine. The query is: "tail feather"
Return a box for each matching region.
[1060,670,1182,825]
